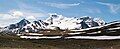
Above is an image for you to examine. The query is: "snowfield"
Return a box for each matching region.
[65,36,120,40]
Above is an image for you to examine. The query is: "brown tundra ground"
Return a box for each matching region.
[0,34,120,49]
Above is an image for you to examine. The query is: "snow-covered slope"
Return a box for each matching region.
[7,19,31,29]
[1,13,106,33]
[3,19,47,33]
[22,20,47,32]
[45,13,105,30]
[2,19,31,33]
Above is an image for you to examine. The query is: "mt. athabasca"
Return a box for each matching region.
[2,13,105,33]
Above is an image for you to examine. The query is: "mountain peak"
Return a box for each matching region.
[7,18,31,29]
[19,19,30,24]
[21,18,27,21]
[4,13,106,33]
[21,18,29,21]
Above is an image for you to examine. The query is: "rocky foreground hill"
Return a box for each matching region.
[0,35,120,49]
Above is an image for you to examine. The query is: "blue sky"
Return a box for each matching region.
[0,0,120,27]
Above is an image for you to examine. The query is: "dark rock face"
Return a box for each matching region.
[8,19,30,29]
[80,21,90,29]
[20,20,47,33]
[16,19,30,28]
[9,24,17,29]
[80,16,100,29]
[91,21,99,27]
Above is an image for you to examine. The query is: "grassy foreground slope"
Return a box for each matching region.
[0,34,120,49]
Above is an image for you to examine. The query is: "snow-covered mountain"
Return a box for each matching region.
[21,20,47,32]
[2,19,31,33]
[8,19,31,29]
[1,13,106,33]
[45,13,105,30]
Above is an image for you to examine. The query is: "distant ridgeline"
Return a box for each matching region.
[1,13,106,33]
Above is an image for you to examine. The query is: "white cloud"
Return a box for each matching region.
[24,12,47,17]
[0,10,48,27]
[97,2,120,13]
[0,14,15,20]
[0,13,21,27]
[0,1,48,27]
[26,16,36,20]
[16,2,48,19]
[44,2,80,9]
[86,8,101,14]
[11,11,23,17]
[17,1,45,13]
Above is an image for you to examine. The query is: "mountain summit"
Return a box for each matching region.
[8,19,30,29]
[45,14,105,30]
[2,13,106,33]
